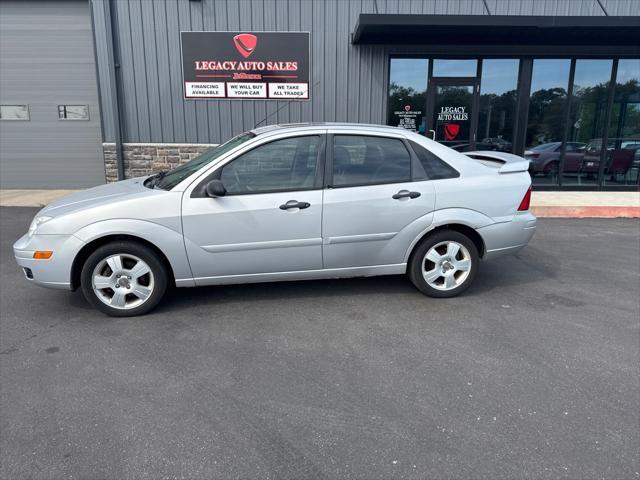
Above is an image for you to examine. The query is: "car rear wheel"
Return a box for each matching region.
[408,230,479,298]
[80,241,168,317]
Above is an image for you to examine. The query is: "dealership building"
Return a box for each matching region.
[0,0,638,190]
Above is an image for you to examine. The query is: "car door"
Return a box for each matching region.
[563,143,586,173]
[322,132,437,269]
[181,133,325,282]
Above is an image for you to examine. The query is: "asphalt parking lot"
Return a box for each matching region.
[1,207,638,480]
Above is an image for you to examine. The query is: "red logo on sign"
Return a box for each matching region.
[404,105,411,111]
[233,34,257,58]
[444,123,460,140]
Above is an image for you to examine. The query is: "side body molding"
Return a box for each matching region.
[402,208,495,262]
[73,219,195,286]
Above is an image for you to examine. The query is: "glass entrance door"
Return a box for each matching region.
[427,81,478,151]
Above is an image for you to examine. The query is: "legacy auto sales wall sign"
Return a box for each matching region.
[181,31,310,100]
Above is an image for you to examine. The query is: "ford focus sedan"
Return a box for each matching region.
[14,123,536,317]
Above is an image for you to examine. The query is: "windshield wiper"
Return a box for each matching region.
[145,170,167,189]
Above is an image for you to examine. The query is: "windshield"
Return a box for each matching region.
[151,132,255,190]
[530,143,559,152]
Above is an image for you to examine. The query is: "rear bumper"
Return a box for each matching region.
[479,211,537,260]
[13,233,85,290]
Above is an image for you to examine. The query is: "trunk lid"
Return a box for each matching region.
[463,151,530,174]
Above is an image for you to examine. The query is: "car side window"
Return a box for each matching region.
[332,135,411,187]
[220,136,320,194]
[409,140,459,180]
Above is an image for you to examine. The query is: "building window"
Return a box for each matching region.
[58,105,89,120]
[385,55,637,190]
[430,84,475,150]
[526,59,572,186]
[432,59,477,77]
[605,59,640,186]
[562,59,613,186]
[0,105,29,120]
[477,59,520,153]
[387,58,428,134]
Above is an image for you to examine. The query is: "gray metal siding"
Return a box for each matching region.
[0,0,105,188]
[601,0,640,16]
[91,0,631,145]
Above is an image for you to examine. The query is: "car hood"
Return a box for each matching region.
[34,177,184,236]
[41,177,151,216]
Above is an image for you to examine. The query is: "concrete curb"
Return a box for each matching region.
[0,190,78,208]
[531,206,640,218]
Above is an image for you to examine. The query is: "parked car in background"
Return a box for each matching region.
[478,137,513,152]
[588,138,640,181]
[526,139,639,180]
[14,123,536,317]
[452,138,513,153]
[450,143,471,152]
[525,142,586,175]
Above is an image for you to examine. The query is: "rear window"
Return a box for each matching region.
[409,141,459,180]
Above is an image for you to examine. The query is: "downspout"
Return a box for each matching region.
[88,0,105,151]
[103,0,125,181]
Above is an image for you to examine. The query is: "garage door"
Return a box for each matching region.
[0,0,105,189]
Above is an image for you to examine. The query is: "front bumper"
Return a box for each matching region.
[478,211,537,260]
[13,233,85,290]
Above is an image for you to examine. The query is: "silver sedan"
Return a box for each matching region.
[14,123,536,316]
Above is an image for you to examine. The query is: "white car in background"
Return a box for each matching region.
[14,123,536,317]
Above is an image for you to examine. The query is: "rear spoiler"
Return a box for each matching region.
[463,151,530,174]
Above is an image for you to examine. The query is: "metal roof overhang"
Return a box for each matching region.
[351,15,640,56]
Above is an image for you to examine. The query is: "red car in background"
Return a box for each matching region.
[527,139,639,180]
[579,138,639,180]
[525,142,586,175]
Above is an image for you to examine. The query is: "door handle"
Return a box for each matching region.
[279,200,311,210]
[392,190,421,200]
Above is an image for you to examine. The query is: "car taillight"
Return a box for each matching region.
[518,186,532,211]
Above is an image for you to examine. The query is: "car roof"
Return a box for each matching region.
[251,122,408,136]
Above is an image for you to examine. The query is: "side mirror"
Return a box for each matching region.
[205,179,227,197]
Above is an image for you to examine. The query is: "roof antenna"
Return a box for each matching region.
[595,0,609,16]
[254,80,321,128]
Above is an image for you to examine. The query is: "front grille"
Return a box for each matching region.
[23,267,33,279]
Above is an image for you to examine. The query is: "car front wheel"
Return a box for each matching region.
[80,241,168,317]
[408,230,479,298]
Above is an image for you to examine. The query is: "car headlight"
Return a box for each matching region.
[28,216,53,237]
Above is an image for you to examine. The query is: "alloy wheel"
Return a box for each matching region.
[91,254,155,310]
[421,241,472,291]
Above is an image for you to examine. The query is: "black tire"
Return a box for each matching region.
[80,241,168,317]
[408,230,479,298]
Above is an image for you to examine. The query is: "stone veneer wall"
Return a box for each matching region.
[103,143,218,182]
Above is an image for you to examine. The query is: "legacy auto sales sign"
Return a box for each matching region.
[181,31,310,100]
